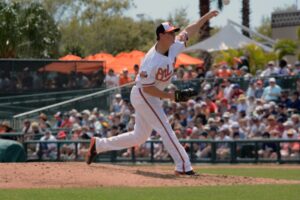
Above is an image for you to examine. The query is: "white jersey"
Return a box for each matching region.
[135,40,185,91]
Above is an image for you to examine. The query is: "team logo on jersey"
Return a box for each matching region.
[156,65,173,82]
[140,71,148,78]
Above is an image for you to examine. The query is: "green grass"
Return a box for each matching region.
[1,185,300,200]
[198,168,300,180]
[1,167,299,200]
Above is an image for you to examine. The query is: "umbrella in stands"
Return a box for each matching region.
[42,54,105,74]
[59,54,82,61]
[84,52,115,72]
[107,50,145,74]
[42,54,82,74]
[175,53,204,68]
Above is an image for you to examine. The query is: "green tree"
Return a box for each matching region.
[242,44,277,74]
[0,1,60,58]
[274,39,298,60]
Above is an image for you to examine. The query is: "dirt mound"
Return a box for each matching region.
[0,163,299,188]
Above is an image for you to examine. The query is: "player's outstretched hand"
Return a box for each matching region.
[207,10,219,19]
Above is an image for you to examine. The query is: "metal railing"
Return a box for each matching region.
[14,139,300,164]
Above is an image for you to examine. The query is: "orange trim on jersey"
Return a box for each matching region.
[142,82,155,86]
[138,88,186,172]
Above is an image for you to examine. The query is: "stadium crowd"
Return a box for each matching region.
[1,58,300,161]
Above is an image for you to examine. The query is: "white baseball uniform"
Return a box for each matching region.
[94,39,192,172]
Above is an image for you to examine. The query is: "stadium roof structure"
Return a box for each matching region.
[184,20,275,53]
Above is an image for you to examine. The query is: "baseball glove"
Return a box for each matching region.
[174,88,197,102]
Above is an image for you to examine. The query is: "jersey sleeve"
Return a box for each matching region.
[139,65,157,87]
[170,40,185,57]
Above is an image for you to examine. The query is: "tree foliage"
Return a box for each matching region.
[0,1,60,58]
[274,39,298,60]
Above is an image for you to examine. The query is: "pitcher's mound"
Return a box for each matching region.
[0,162,299,188]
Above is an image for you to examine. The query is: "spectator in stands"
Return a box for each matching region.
[104,68,119,88]
[260,60,279,77]
[132,64,139,80]
[215,62,232,78]
[81,109,91,126]
[278,59,290,76]
[61,112,72,128]
[287,91,300,113]
[262,78,282,102]
[67,71,77,88]
[195,66,205,79]
[237,94,247,113]
[291,114,300,130]
[239,66,252,79]
[199,126,218,158]
[21,67,33,90]
[230,84,244,101]
[254,79,264,98]
[183,66,197,80]
[281,129,298,159]
[76,72,90,88]
[246,79,256,98]
[110,93,123,113]
[39,113,51,131]
[119,68,132,86]
[174,67,185,80]
[216,125,232,159]
[293,61,300,75]
[88,114,103,137]
[56,130,75,160]
[90,67,105,88]
[35,129,57,160]
[258,131,277,159]
[278,91,291,108]
[53,112,63,129]
[22,119,32,140]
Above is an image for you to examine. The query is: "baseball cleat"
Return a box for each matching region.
[174,170,199,176]
[86,137,97,165]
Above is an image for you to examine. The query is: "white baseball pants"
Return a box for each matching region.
[94,86,192,172]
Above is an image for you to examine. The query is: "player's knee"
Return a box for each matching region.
[134,133,148,144]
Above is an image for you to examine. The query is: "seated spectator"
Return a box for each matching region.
[35,129,57,160]
[237,95,247,113]
[258,132,278,159]
[183,66,197,80]
[260,60,279,77]
[230,84,244,101]
[262,78,282,102]
[281,129,298,159]
[215,62,232,78]
[287,91,300,113]
[246,79,256,98]
[291,114,300,130]
[53,112,63,129]
[216,125,232,159]
[278,91,291,108]
[39,113,51,130]
[56,131,75,160]
[248,116,266,138]
[254,79,264,98]
[278,59,290,76]
[60,112,72,128]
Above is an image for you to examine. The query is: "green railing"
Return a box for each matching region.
[14,139,300,164]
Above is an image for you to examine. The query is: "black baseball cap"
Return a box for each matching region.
[156,22,180,39]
